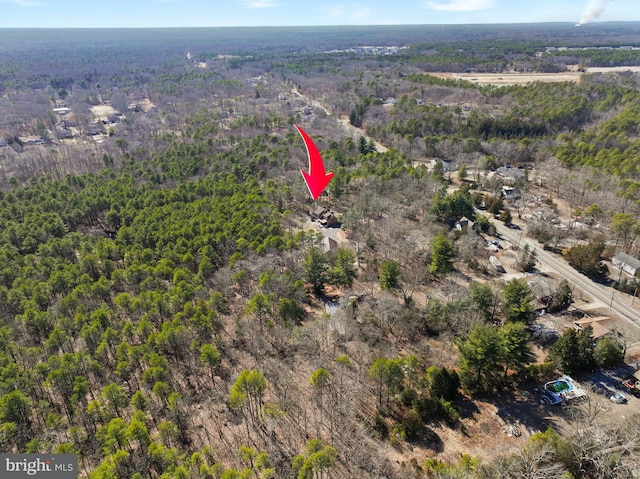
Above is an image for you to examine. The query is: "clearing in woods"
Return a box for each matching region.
[429,66,640,86]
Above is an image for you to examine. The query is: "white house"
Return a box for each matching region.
[612,252,640,276]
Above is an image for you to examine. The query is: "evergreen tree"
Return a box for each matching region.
[429,231,454,275]
[456,325,503,393]
[548,279,573,312]
[379,260,400,290]
[516,244,537,272]
[503,278,535,323]
[470,282,499,322]
[331,249,357,287]
[499,322,534,378]
[549,326,595,374]
[368,358,405,407]
[423,366,459,401]
[229,369,267,424]
[457,163,468,181]
[594,337,625,369]
[565,236,608,278]
[302,247,329,295]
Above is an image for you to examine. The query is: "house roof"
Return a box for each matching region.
[312,205,326,215]
[572,316,612,339]
[528,279,555,300]
[496,166,526,180]
[613,252,640,271]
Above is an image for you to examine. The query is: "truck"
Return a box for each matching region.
[622,378,640,397]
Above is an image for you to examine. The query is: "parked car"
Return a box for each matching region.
[610,393,627,404]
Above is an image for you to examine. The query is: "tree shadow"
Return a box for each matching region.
[412,426,444,453]
[453,394,481,420]
[492,390,560,436]
[320,291,341,304]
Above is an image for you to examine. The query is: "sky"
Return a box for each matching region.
[0,0,638,28]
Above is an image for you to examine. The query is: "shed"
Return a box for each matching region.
[489,256,505,273]
[320,236,338,253]
[612,252,640,276]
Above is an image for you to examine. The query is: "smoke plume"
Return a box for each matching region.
[578,0,612,25]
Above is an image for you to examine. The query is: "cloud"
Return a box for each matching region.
[424,0,495,11]
[241,0,278,8]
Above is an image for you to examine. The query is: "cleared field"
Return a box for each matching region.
[585,66,640,73]
[430,71,582,86]
[430,66,640,86]
[89,104,117,120]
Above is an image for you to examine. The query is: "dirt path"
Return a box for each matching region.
[337,115,388,153]
[291,87,388,153]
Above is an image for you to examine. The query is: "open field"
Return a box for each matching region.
[585,66,640,73]
[430,66,640,86]
[89,104,118,120]
[429,71,582,86]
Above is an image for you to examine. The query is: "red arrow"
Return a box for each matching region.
[296,125,334,200]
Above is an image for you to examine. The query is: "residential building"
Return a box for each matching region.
[612,252,640,276]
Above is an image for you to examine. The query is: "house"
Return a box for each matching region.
[528,279,555,304]
[572,316,613,340]
[455,216,476,232]
[310,205,338,227]
[0,139,7,147]
[55,129,73,139]
[501,186,521,200]
[496,165,526,183]
[612,252,640,276]
[56,119,76,128]
[431,158,454,172]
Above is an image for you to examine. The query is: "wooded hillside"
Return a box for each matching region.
[2,24,640,479]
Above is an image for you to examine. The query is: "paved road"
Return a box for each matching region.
[491,219,640,328]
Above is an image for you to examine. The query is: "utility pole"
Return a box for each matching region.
[611,266,624,310]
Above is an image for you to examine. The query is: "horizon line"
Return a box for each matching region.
[1,20,639,30]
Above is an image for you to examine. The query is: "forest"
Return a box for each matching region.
[2,22,640,479]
